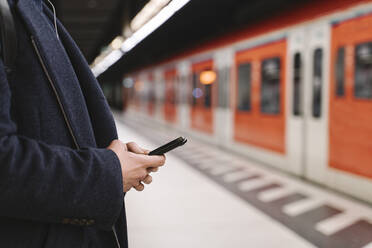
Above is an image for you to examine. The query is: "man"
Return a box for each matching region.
[0,0,165,247]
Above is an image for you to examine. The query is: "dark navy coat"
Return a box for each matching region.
[0,0,127,247]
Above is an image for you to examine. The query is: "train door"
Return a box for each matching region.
[287,29,307,175]
[163,69,178,123]
[327,15,372,202]
[190,60,216,134]
[215,49,234,145]
[302,23,330,183]
[177,62,191,130]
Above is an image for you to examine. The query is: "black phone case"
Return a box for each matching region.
[148,137,187,155]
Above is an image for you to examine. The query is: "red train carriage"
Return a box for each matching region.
[125,0,372,204]
[234,40,287,154]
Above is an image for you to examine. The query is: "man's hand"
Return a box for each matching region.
[107,140,165,192]
[126,142,159,173]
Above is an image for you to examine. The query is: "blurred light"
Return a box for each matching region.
[135,81,144,92]
[122,0,191,53]
[192,88,203,98]
[91,0,191,77]
[123,78,134,88]
[131,0,171,32]
[200,70,216,85]
[111,36,124,50]
[91,50,123,76]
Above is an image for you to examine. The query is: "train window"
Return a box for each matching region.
[165,79,175,105]
[173,76,177,105]
[261,57,281,114]
[179,75,188,104]
[335,47,345,97]
[157,80,163,104]
[192,73,198,106]
[293,53,302,116]
[149,86,155,105]
[237,63,252,111]
[204,84,212,108]
[355,42,372,99]
[218,67,230,108]
[312,48,323,118]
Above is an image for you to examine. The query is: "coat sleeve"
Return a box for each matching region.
[0,60,124,231]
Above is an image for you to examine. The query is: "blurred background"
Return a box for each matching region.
[53,0,372,247]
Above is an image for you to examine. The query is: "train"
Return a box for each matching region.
[120,0,372,204]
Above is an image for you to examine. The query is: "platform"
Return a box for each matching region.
[115,114,372,248]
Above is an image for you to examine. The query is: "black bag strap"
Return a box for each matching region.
[0,0,17,73]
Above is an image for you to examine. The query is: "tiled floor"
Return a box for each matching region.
[115,114,372,248]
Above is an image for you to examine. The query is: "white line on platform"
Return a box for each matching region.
[229,160,253,169]
[209,165,238,176]
[184,153,211,161]
[197,162,218,170]
[222,170,255,183]
[238,178,272,192]
[258,187,295,202]
[177,149,195,155]
[230,160,254,167]
[283,198,324,217]
[315,212,361,236]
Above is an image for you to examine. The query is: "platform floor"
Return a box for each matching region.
[115,115,372,248]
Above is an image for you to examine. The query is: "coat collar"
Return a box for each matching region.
[15,0,97,148]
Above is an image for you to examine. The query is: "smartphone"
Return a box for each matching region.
[148,137,187,156]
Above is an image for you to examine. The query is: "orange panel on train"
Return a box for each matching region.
[234,40,287,154]
[330,14,372,179]
[163,69,178,123]
[190,60,216,134]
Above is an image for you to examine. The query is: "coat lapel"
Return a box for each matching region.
[42,5,119,147]
[15,0,97,148]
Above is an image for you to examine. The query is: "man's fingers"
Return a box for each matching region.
[119,140,128,151]
[134,182,145,191]
[143,149,150,155]
[147,167,158,173]
[126,142,145,154]
[142,175,152,185]
[141,154,166,168]
[123,184,132,192]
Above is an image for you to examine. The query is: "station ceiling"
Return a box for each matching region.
[97,0,312,82]
[51,0,149,62]
[52,0,312,81]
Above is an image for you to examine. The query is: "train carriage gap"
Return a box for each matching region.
[164,68,178,123]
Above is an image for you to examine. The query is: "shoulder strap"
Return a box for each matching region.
[0,0,17,73]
